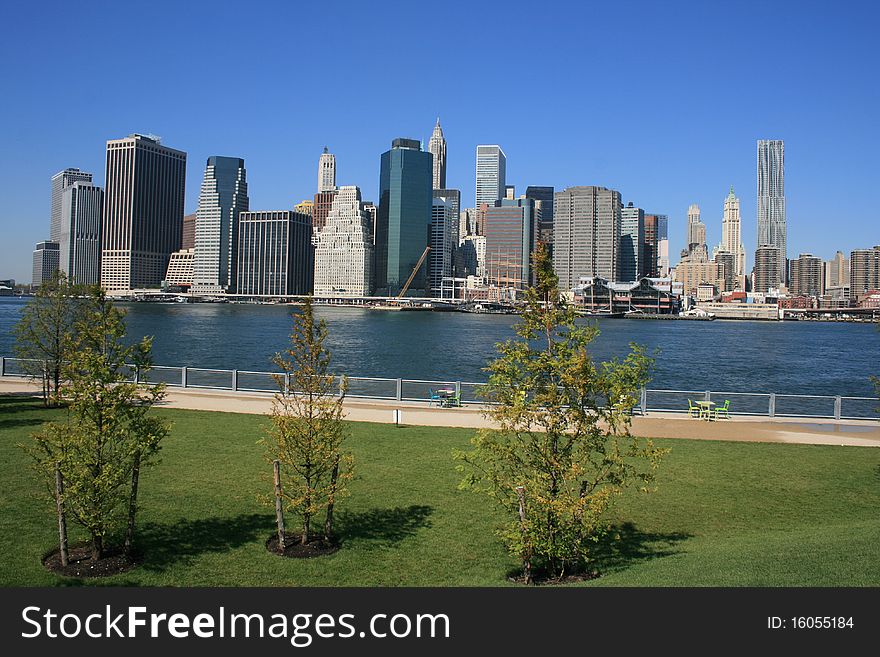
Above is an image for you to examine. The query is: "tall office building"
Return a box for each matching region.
[50,168,93,243]
[553,186,622,290]
[525,186,554,245]
[720,186,746,289]
[484,198,539,290]
[686,203,706,248]
[428,118,447,189]
[181,213,196,250]
[753,245,783,294]
[432,189,460,222]
[850,246,880,298]
[101,134,187,292]
[32,241,60,286]
[314,186,373,296]
[789,253,824,297]
[643,214,660,277]
[236,211,313,296]
[620,203,645,282]
[59,182,103,285]
[192,157,249,294]
[318,147,336,193]
[825,251,849,288]
[714,251,736,293]
[757,139,786,284]
[429,196,458,296]
[312,191,337,234]
[475,145,506,207]
[375,138,433,295]
[656,214,670,277]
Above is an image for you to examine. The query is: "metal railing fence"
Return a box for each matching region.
[1,356,877,421]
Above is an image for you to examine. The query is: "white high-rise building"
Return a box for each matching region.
[757,139,785,284]
[475,145,506,206]
[51,168,93,243]
[720,186,746,289]
[314,186,373,296]
[318,147,336,193]
[428,118,446,189]
[192,157,249,294]
[429,196,458,296]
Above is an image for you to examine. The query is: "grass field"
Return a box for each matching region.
[1,394,879,586]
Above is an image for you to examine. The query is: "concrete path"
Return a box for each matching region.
[2,378,879,448]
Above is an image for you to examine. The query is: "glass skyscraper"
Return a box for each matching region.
[376,138,433,295]
[475,145,506,207]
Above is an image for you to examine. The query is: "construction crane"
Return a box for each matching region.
[397,246,431,299]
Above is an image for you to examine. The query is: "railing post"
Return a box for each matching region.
[181,366,188,388]
[0,356,4,377]
[232,369,238,392]
[834,396,841,421]
[640,387,647,415]
[704,390,711,402]
[396,378,403,401]
[455,380,461,399]
[134,366,139,384]
[285,372,290,394]
[769,393,776,418]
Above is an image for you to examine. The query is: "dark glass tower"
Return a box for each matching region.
[376,138,433,295]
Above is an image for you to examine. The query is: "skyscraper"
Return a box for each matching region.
[312,191,337,234]
[428,118,446,189]
[50,168,93,243]
[181,213,196,250]
[59,181,103,285]
[757,139,786,284]
[850,246,880,299]
[376,138,432,295]
[643,214,660,277]
[753,245,783,294]
[32,241,60,286]
[525,186,554,244]
[318,147,336,193]
[656,215,670,277]
[432,189,460,222]
[553,186,622,290]
[429,196,458,296]
[236,211,313,296]
[101,134,187,292]
[475,145,506,207]
[720,186,746,289]
[824,251,849,289]
[789,253,824,297]
[686,203,706,248]
[484,198,539,291]
[314,186,373,296]
[620,203,645,282]
[192,157,249,294]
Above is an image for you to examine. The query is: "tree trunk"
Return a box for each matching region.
[273,460,286,551]
[324,453,340,542]
[55,467,68,567]
[124,451,141,556]
[92,534,103,562]
[516,486,532,585]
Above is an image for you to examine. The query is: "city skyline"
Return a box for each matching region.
[2,2,878,282]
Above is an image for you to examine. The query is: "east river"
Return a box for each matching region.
[0,297,878,397]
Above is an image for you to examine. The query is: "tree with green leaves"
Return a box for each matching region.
[24,288,169,563]
[264,296,353,550]
[14,270,92,406]
[455,243,668,583]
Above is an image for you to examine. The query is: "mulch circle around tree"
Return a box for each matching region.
[43,544,138,578]
[507,569,601,586]
[266,532,339,559]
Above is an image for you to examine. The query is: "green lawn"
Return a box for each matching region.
[1,395,879,586]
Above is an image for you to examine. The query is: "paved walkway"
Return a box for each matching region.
[2,378,879,448]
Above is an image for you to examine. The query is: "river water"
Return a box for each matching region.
[1,297,878,397]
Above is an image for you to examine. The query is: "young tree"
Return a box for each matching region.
[455,244,668,582]
[25,289,169,562]
[264,297,353,549]
[14,271,91,406]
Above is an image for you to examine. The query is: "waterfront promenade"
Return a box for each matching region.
[2,378,878,448]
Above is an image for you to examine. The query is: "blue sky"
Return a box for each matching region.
[1,0,878,282]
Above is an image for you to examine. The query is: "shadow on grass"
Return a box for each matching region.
[590,522,691,574]
[135,513,272,572]
[0,416,47,431]
[336,505,433,546]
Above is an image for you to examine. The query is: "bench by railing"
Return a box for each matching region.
[1,356,878,421]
